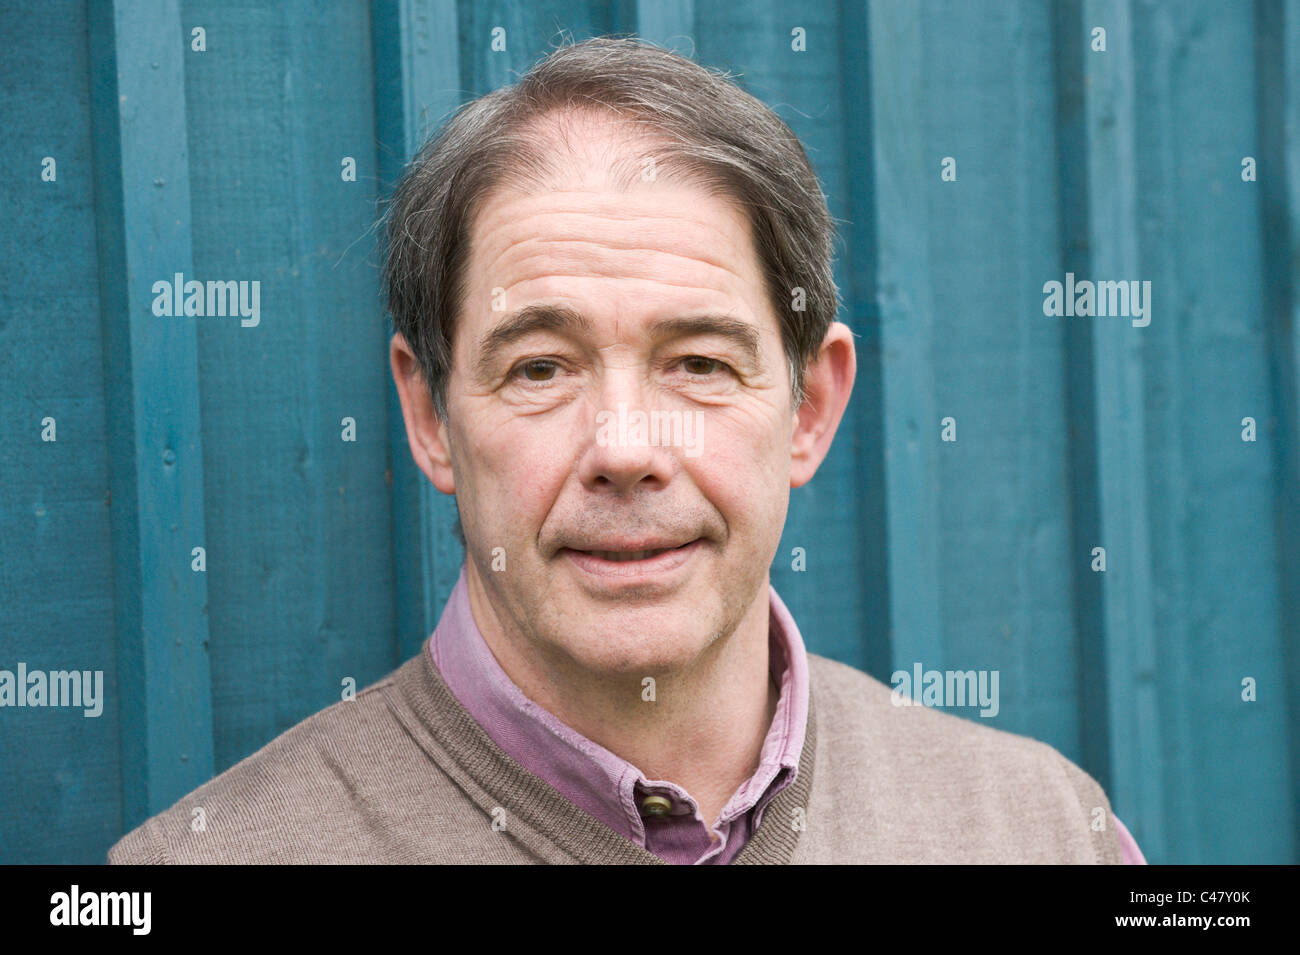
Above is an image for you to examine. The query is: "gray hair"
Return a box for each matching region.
[382,35,839,425]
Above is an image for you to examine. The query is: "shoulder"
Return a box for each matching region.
[806,653,1076,778]
[108,657,464,864]
[802,653,1122,863]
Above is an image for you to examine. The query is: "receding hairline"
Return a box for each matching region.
[469,104,756,213]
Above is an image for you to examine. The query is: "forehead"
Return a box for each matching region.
[469,188,759,294]
[462,111,769,314]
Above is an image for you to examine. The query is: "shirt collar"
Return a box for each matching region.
[429,564,810,841]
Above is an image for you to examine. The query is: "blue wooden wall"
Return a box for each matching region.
[1,0,1296,864]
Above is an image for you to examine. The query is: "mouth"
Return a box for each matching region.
[582,546,678,562]
[558,539,703,580]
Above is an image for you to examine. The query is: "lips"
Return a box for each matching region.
[563,539,695,559]
[559,539,703,580]
[584,547,676,562]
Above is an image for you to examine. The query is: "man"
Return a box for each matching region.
[110,37,1143,864]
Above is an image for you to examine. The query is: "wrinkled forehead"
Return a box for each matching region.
[466,111,761,288]
[468,186,757,286]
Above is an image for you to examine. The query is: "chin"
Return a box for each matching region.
[554,615,716,676]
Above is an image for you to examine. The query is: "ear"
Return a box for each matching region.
[390,332,456,495]
[790,321,856,488]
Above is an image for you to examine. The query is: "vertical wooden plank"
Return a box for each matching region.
[86,0,214,828]
[1077,0,1165,857]
[837,0,893,679]
[1053,0,1115,807]
[1257,0,1300,863]
[0,0,123,863]
[864,0,944,676]
[374,0,466,660]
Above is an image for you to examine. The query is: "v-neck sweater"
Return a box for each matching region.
[108,631,1125,865]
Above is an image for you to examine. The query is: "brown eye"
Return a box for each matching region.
[682,356,722,376]
[518,359,558,382]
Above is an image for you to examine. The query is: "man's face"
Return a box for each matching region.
[437,115,797,677]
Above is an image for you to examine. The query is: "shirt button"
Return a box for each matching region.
[640,795,673,817]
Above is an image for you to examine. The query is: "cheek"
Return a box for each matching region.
[453,409,573,535]
[691,407,791,534]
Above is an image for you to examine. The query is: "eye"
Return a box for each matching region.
[680,356,728,376]
[511,359,560,383]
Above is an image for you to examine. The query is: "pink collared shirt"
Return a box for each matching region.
[430,564,1146,865]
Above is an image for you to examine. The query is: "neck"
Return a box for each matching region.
[465,566,777,828]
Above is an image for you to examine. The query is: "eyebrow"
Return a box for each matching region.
[474,305,763,379]
[647,316,762,368]
[474,304,592,380]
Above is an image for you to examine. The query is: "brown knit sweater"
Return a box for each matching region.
[108,640,1123,864]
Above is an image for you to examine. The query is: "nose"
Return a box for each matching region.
[577,375,676,495]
